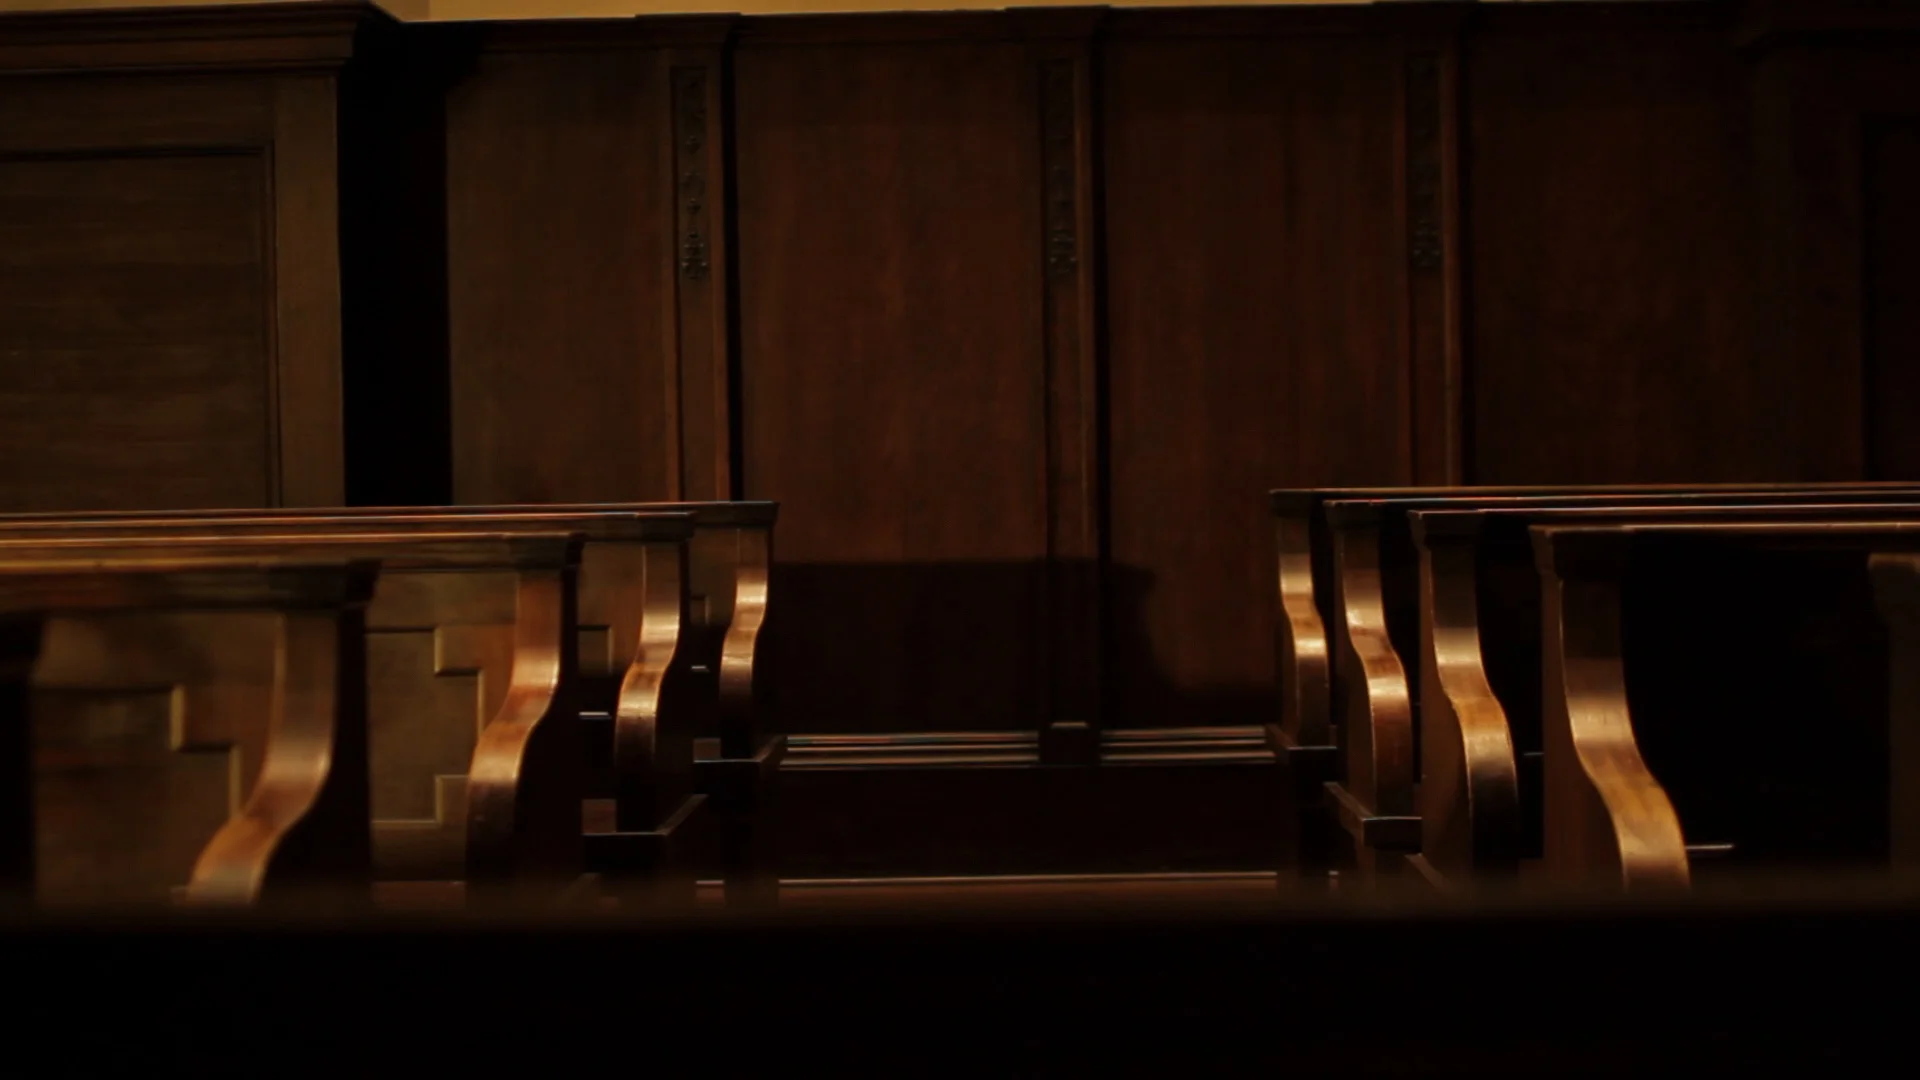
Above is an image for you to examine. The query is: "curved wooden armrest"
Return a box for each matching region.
[1535,529,1689,892]
[1414,524,1520,881]
[1329,512,1414,820]
[188,610,365,905]
[1276,511,1331,748]
[612,538,693,832]
[716,527,770,762]
[465,564,580,884]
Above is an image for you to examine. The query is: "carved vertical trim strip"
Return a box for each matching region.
[674,66,711,283]
[1042,59,1079,282]
[1036,36,1102,766]
[665,44,734,502]
[1404,45,1464,485]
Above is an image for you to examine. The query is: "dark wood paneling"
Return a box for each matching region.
[446,43,676,505]
[1467,20,1791,484]
[1104,33,1411,729]
[0,4,375,513]
[0,151,271,511]
[1868,121,1920,479]
[735,40,1049,734]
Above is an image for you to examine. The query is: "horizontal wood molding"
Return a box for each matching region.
[786,726,1275,769]
[0,1,382,74]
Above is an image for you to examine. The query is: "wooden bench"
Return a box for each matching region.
[0,523,660,903]
[1409,499,1920,887]
[1274,485,1920,885]
[1271,485,1913,878]
[1531,515,1920,891]
[1269,483,1920,762]
[0,500,783,904]
[0,554,377,907]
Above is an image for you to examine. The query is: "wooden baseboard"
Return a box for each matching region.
[730,726,1288,878]
[785,725,1276,770]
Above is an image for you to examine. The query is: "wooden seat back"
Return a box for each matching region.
[0,556,376,907]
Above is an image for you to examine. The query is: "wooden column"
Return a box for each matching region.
[660,17,739,502]
[1023,9,1106,766]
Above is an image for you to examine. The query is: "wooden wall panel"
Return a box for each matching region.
[0,0,365,513]
[0,151,271,511]
[1466,17,1796,484]
[446,42,676,505]
[735,38,1049,734]
[1104,33,1411,728]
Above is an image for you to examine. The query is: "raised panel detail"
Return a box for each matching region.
[0,151,272,511]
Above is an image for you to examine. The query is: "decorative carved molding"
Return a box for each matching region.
[673,64,711,282]
[1041,59,1078,282]
[1407,53,1443,273]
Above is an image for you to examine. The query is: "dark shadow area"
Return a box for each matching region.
[767,559,1050,735]
[769,558,1273,735]
[1624,543,1890,872]
[772,761,1285,877]
[338,22,462,508]
[8,898,1915,1073]
[757,558,1285,876]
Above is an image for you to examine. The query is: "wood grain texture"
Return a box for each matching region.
[270,73,345,507]
[446,43,676,504]
[1534,528,1692,893]
[0,528,586,892]
[0,150,273,510]
[1105,33,1409,729]
[0,5,362,512]
[1531,516,1920,890]
[1034,24,1102,764]
[1467,18,1787,484]
[0,557,376,907]
[735,38,1048,734]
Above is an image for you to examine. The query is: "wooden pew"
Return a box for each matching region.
[1271,484,1917,881]
[1410,499,1920,887]
[0,555,377,907]
[1269,482,1920,760]
[0,500,783,904]
[1530,515,1920,892]
[1295,486,1920,885]
[0,525,631,903]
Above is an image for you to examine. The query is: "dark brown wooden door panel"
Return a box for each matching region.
[1467,24,1790,485]
[735,41,1049,734]
[1104,35,1411,728]
[446,48,677,506]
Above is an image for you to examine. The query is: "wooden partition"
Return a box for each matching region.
[6,0,1919,879]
